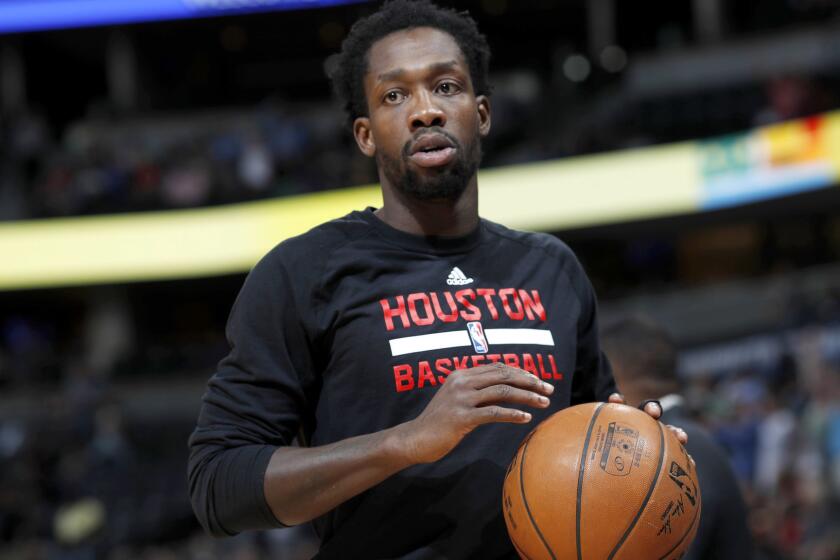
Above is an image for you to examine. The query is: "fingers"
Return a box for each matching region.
[473,384,551,409]
[687,452,696,469]
[609,395,682,442]
[642,400,662,420]
[473,405,533,425]
[466,363,554,396]
[667,424,688,444]
[454,364,552,426]
[608,395,662,420]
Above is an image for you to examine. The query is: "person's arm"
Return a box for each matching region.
[189,250,555,534]
[263,363,553,525]
[188,251,317,536]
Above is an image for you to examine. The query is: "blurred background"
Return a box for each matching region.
[2,0,840,558]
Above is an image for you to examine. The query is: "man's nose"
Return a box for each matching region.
[409,90,446,131]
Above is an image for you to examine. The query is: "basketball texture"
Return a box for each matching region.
[503,402,701,560]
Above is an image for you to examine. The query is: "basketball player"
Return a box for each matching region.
[188,2,685,557]
[601,316,754,560]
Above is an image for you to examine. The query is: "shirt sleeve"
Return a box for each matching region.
[569,265,617,404]
[187,249,318,537]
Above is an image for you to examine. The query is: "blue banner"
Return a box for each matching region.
[0,0,366,34]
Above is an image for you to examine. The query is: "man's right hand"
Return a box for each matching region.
[397,362,554,465]
[261,363,554,526]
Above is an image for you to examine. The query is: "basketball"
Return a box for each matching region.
[503,402,702,560]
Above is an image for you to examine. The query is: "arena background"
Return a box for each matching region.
[2,0,840,558]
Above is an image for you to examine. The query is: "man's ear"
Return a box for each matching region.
[353,116,376,157]
[477,95,491,138]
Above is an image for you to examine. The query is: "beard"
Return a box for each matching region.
[377,127,481,202]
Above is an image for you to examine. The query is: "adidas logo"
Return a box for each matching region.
[446,267,474,286]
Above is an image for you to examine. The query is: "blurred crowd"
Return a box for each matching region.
[0,103,374,221]
[1,70,836,222]
[0,284,319,559]
[0,386,319,560]
[684,328,840,560]
[0,64,563,221]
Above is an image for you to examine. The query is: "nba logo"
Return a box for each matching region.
[467,321,489,354]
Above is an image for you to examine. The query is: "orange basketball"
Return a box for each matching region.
[503,402,701,560]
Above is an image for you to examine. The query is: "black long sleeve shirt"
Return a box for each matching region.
[188,208,616,559]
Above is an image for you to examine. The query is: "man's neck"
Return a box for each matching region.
[376,180,479,237]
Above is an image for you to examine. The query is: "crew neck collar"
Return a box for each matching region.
[354,207,484,254]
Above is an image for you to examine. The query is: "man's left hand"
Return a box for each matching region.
[608,393,688,445]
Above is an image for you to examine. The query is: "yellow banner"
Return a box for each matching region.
[480,142,699,230]
[0,187,382,290]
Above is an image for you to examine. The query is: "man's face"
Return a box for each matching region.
[353,27,491,202]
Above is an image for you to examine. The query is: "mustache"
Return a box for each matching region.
[402,127,461,158]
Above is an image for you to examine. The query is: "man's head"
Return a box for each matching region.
[329,1,492,202]
[600,315,680,404]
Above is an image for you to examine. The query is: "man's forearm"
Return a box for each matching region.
[264,423,415,526]
[264,364,557,526]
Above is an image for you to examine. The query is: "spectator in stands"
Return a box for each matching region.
[601,315,754,560]
[755,391,796,496]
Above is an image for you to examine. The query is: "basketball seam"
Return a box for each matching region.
[519,431,557,560]
[576,402,606,560]
[658,496,702,560]
[607,419,667,560]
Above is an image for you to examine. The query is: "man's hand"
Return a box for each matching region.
[397,363,554,464]
[608,393,688,445]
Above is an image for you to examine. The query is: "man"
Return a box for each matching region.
[601,315,754,560]
[188,2,680,557]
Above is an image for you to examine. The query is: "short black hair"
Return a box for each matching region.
[600,315,679,385]
[329,0,492,127]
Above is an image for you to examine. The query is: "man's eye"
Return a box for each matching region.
[437,81,461,94]
[384,91,405,104]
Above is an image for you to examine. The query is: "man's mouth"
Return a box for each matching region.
[410,146,456,167]
[408,134,457,168]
